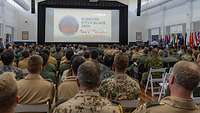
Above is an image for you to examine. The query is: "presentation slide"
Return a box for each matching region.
[45,8,119,42]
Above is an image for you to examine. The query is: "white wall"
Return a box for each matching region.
[128,0,147,42]
[0,0,36,42]
[144,0,200,37]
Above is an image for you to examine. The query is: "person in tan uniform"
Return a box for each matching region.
[58,55,85,102]
[18,50,30,69]
[53,61,122,113]
[0,72,18,113]
[17,55,54,104]
[133,61,200,113]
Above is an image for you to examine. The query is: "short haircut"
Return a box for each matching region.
[103,55,114,68]
[71,55,86,75]
[1,50,14,65]
[65,48,74,61]
[83,50,90,59]
[172,61,200,90]
[28,55,43,74]
[39,53,49,66]
[22,50,30,58]
[40,49,50,57]
[0,72,17,113]
[77,61,100,88]
[90,49,99,59]
[114,52,129,72]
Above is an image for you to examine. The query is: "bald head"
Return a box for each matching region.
[77,61,100,89]
[0,72,17,113]
[172,61,200,91]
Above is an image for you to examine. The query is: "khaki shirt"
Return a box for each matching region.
[133,96,200,113]
[48,56,57,66]
[18,58,29,69]
[58,76,79,101]
[54,90,122,113]
[17,74,54,104]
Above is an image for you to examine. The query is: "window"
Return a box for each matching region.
[6,0,24,11]
[142,0,158,5]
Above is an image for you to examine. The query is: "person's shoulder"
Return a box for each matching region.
[53,101,73,113]
[133,101,164,113]
[102,105,122,113]
[101,77,115,86]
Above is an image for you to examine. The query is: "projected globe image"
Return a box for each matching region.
[58,16,79,36]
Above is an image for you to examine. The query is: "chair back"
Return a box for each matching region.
[15,104,49,113]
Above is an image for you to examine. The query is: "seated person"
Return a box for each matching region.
[99,52,141,101]
[17,55,54,104]
[18,50,30,71]
[54,61,121,113]
[40,52,56,83]
[100,54,114,81]
[57,55,85,102]
[0,72,18,113]
[41,48,57,66]
[0,50,24,80]
[60,48,74,77]
[133,61,200,113]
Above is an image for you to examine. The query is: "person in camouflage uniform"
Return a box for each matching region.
[53,61,122,113]
[0,50,24,80]
[99,52,141,101]
[133,61,200,113]
[181,48,193,62]
[141,48,163,85]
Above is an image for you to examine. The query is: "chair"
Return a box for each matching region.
[158,67,173,101]
[145,68,167,98]
[15,104,49,113]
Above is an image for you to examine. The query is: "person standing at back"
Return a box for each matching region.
[53,61,122,113]
[17,55,54,104]
[133,61,200,113]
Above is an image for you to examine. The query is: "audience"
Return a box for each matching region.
[99,52,141,101]
[17,55,54,104]
[57,55,85,102]
[54,61,121,113]
[0,43,199,113]
[133,61,200,113]
[0,72,18,113]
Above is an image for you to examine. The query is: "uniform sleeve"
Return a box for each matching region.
[132,104,147,113]
[99,79,113,99]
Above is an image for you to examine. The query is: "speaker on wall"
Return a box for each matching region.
[137,0,141,16]
[31,0,35,14]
